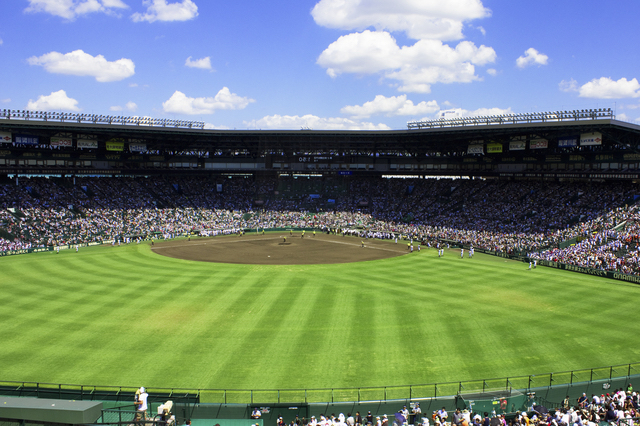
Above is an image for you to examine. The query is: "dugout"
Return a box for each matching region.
[0,396,102,425]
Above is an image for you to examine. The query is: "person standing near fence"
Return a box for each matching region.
[134,386,148,420]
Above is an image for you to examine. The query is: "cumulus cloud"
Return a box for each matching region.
[312,0,490,41]
[244,114,391,130]
[131,0,198,23]
[559,78,578,93]
[25,0,128,20]
[27,90,80,111]
[318,30,495,93]
[162,88,255,115]
[578,77,640,99]
[341,94,439,119]
[204,123,231,130]
[27,49,135,82]
[313,0,494,92]
[516,48,549,69]
[185,56,212,70]
[112,101,137,112]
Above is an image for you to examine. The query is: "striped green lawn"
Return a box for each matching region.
[1,237,639,394]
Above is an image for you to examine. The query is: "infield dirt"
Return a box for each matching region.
[151,232,411,264]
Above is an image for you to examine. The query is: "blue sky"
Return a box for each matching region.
[2,0,640,130]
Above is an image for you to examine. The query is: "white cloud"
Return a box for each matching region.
[162,88,255,115]
[112,101,137,112]
[615,112,640,124]
[559,78,578,93]
[312,0,490,41]
[25,0,128,20]
[131,0,198,23]
[486,68,497,76]
[318,30,496,93]
[204,123,230,130]
[244,114,391,130]
[341,94,439,119]
[1,98,11,103]
[516,48,549,69]
[313,1,495,93]
[27,49,135,82]
[0,38,3,45]
[185,56,212,70]
[27,90,80,111]
[578,77,640,99]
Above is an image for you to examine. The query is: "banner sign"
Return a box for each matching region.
[558,137,578,148]
[538,259,640,284]
[580,132,603,146]
[530,139,548,149]
[487,143,503,153]
[106,141,125,151]
[77,139,98,149]
[0,132,12,143]
[15,134,39,145]
[467,144,484,154]
[129,143,147,152]
[509,141,526,151]
[50,137,72,147]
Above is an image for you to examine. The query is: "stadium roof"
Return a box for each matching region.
[2,109,640,157]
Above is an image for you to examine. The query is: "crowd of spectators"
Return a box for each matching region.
[1,175,640,276]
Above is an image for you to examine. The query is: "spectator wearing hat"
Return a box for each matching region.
[134,386,148,420]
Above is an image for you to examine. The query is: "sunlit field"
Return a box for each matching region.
[2,235,639,394]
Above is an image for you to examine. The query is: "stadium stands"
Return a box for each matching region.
[2,176,640,276]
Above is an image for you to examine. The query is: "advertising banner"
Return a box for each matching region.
[129,143,147,152]
[15,134,39,145]
[558,137,578,148]
[530,139,548,149]
[106,141,125,151]
[77,139,98,149]
[467,144,484,154]
[50,137,73,147]
[487,143,503,153]
[509,141,526,151]
[580,132,603,146]
[0,132,12,143]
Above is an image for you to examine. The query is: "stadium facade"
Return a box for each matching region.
[2,108,640,181]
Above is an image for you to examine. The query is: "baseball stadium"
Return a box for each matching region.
[2,109,640,425]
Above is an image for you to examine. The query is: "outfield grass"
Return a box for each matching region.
[1,236,639,394]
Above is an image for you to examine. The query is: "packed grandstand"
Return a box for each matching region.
[1,175,639,275]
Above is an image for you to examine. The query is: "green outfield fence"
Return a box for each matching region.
[1,362,639,405]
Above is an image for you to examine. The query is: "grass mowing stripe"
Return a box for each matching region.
[2,244,640,391]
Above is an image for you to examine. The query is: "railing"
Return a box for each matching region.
[407,109,614,130]
[0,109,205,129]
[100,406,173,425]
[1,362,639,404]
